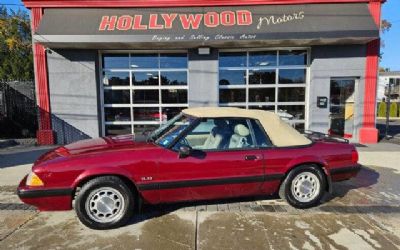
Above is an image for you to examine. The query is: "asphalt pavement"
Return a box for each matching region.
[0,143,400,249]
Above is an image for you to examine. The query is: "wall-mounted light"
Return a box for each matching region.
[198,47,210,55]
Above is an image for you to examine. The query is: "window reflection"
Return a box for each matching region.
[279,50,307,66]
[160,53,187,68]
[278,88,305,102]
[105,125,131,136]
[248,105,275,111]
[132,72,159,86]
[103,72,129,86]
[279,69,306,84]
[103,54,129,69]
[249,51,277,67]
[105,108,131,122]
[278,105,305,120]
[249,88,275,102]
[131,54,158,68]
[161,72,187,86]
[219,52,247,67]
[161,89,188,104]
[248,70,275,85]
[133,107,160,121]
[104,89,130,104]
[219,70,246,85]
[132,90,159,104]
[219,89,246,103]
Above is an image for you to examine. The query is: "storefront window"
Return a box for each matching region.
[219,70,246,85]
[104,89,130,104]
[102,52,188,137]
[130,53,158,68]
[103,72,130,86]
[279,50,307,66]
[102,54,129,69]
[219,49,308,129]
[132,72,159,86]
[161,72,187,86]
[279,69,306,84]
[219,52,246,67]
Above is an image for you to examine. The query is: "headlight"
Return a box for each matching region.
[26,172,44,187]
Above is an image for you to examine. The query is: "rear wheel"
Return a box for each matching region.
[75,176,135,229]
[279,165,326,209]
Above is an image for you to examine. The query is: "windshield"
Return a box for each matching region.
[148,113,194,147]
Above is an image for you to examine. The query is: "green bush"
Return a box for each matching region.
[378,101,387,117]
[390,102,398,117]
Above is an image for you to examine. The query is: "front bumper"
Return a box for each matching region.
[17,175,73,211]
[330,164,361,182]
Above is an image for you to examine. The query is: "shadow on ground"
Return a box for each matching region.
[0,147,54,169]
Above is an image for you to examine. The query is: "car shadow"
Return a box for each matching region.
[0,147,55,169]
[126,165,382,225]
[323,165,380,202]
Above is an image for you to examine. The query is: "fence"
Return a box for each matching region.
[0,81,38,139]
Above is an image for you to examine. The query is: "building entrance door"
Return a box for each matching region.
[329,78,356,138]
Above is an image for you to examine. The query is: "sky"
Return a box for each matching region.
[1,0,400,71]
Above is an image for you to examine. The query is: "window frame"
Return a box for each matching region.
[218,48,310,130]
[99,50,189,136]
[170,117,275,152]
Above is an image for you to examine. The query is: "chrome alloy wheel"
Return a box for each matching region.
[85,187,125,223]
[291,172,321,203]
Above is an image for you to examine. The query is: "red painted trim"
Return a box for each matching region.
[32,7,54,145]
[359,0,381,144]
[22,0,384,8]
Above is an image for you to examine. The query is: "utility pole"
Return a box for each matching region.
[385,82,393,138]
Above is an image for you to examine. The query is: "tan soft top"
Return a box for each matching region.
[182,107,311,147]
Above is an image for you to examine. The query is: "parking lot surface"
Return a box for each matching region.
[0,144,400,249]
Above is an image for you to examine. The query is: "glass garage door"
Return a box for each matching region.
[218,49,308,130]
[102,52,188,139]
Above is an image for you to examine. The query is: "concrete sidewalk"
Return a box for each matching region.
[0,143,400,249]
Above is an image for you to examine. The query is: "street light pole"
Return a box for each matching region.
[385,82,393,138]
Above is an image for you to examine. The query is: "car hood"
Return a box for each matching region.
[35,135,156,164]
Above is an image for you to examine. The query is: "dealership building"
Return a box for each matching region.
[22,0,384,145]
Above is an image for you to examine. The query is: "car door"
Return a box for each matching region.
[157,118,266,203]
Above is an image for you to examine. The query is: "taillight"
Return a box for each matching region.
[351,149,358,164]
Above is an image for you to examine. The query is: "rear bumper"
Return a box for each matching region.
[330,164,361,182]
[17,175,73,211]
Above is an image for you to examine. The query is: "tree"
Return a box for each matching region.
[389,102,398,118]
[378,100,387,117]
[0,7,33,81]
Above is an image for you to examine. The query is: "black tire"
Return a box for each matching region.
[75,176,135,230]
[279,165,326,209]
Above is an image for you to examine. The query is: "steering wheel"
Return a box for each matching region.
[180,137,190,147]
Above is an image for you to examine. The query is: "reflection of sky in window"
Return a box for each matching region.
[161,72,187,85]
[279,69,306,83]
[279,51,307,65]
[131,54,158,68]
[219,70,246,85]
[219,52,246,67]
[103,54,129,68]
[249,52,277,67]
[160,54,187,68]
[132,72,158,85]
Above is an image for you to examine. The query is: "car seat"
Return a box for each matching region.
[202,119,230,149]
[229,124,250,148]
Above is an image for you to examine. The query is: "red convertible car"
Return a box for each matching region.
[18,107,360,229]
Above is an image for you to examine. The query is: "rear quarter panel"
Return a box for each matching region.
[261,141,355,192]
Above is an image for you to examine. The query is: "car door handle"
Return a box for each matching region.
[245,155,258,161]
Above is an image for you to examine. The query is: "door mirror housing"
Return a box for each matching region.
[178,145,192,158]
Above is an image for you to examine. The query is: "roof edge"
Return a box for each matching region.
[22,0,385,9]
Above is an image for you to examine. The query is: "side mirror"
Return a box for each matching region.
[178,145,192,158]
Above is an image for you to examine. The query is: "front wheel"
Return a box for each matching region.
[75,176,135,230]
[279,165,326,209]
